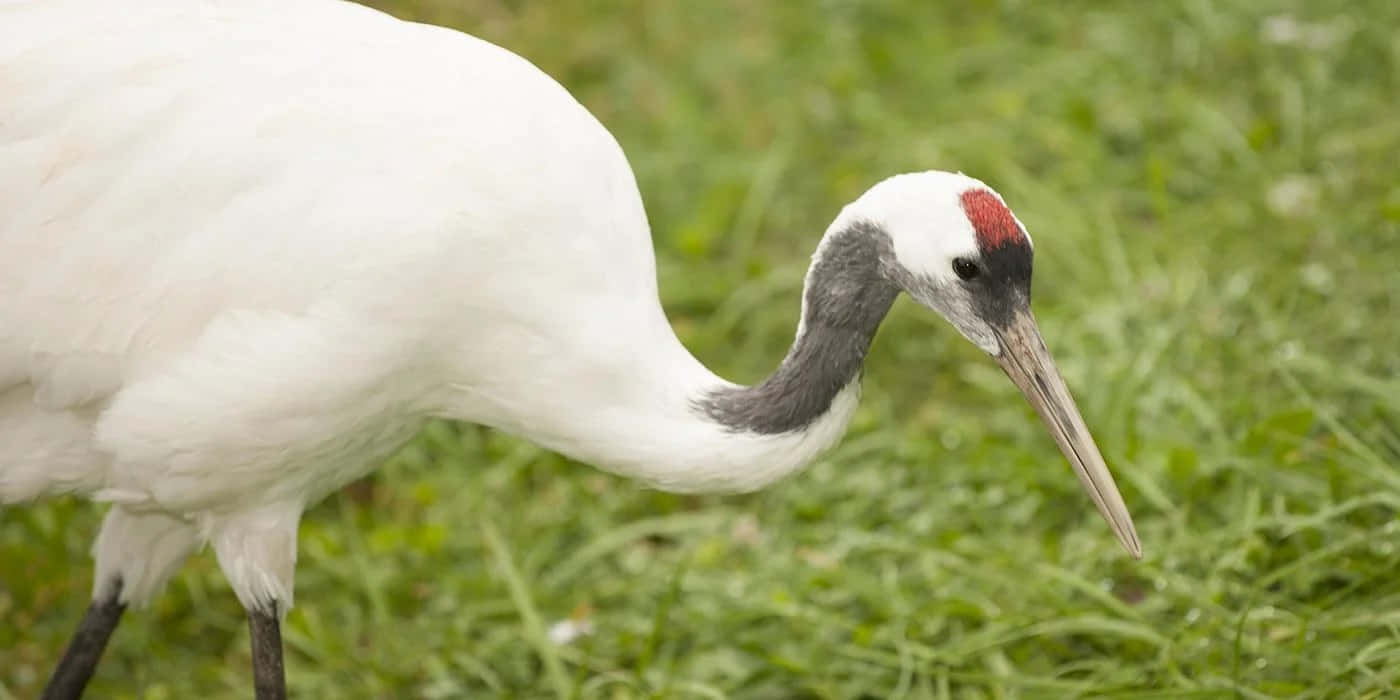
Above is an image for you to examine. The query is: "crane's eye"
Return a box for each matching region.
[952,257,981,281]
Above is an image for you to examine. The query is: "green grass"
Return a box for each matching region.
[4,0,1399,697]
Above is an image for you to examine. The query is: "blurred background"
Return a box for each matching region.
[3,0,1398,697]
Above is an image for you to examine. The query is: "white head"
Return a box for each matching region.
[823,171,1035,355]
[810,170,1140,558]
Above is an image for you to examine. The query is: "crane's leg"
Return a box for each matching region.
[91,311,395,698]
[42,507,198,699]
[39,581,126,700]
[249,603,286,700]
[208,502,301,700]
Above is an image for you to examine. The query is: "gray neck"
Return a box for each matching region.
[695,222,898,434]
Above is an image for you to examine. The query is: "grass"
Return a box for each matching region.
[3,0,1399,697]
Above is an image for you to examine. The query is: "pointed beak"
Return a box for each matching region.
[992,309,1142,558]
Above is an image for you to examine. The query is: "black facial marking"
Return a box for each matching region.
[967,241,1033,327]
[695,222,899,435]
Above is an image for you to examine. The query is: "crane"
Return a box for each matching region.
[0,0,1142,697]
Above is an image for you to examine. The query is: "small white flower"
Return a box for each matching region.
[547,618,594,645]
[1266,175,1319,218]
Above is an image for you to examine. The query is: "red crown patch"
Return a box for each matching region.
[960,189,1024,250]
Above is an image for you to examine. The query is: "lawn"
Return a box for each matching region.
[3,0,1399,697]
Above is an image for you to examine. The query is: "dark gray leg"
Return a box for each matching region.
[248,603,286,700]
[41,580,126,700]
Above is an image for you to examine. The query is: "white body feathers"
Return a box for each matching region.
[1,0,865,609]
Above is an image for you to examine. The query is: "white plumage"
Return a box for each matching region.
[2,0,1138,696]
[4,0,743,606]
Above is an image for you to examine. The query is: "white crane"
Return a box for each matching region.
[1,0,1141,697]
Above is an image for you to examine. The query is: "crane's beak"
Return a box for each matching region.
[993,309,1142,559]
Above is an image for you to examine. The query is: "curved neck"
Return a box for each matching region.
[695,222,898,435]
[441,222,898,495]
[586,220,897,493]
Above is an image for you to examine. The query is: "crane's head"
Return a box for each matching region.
[831,171,1141,558]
